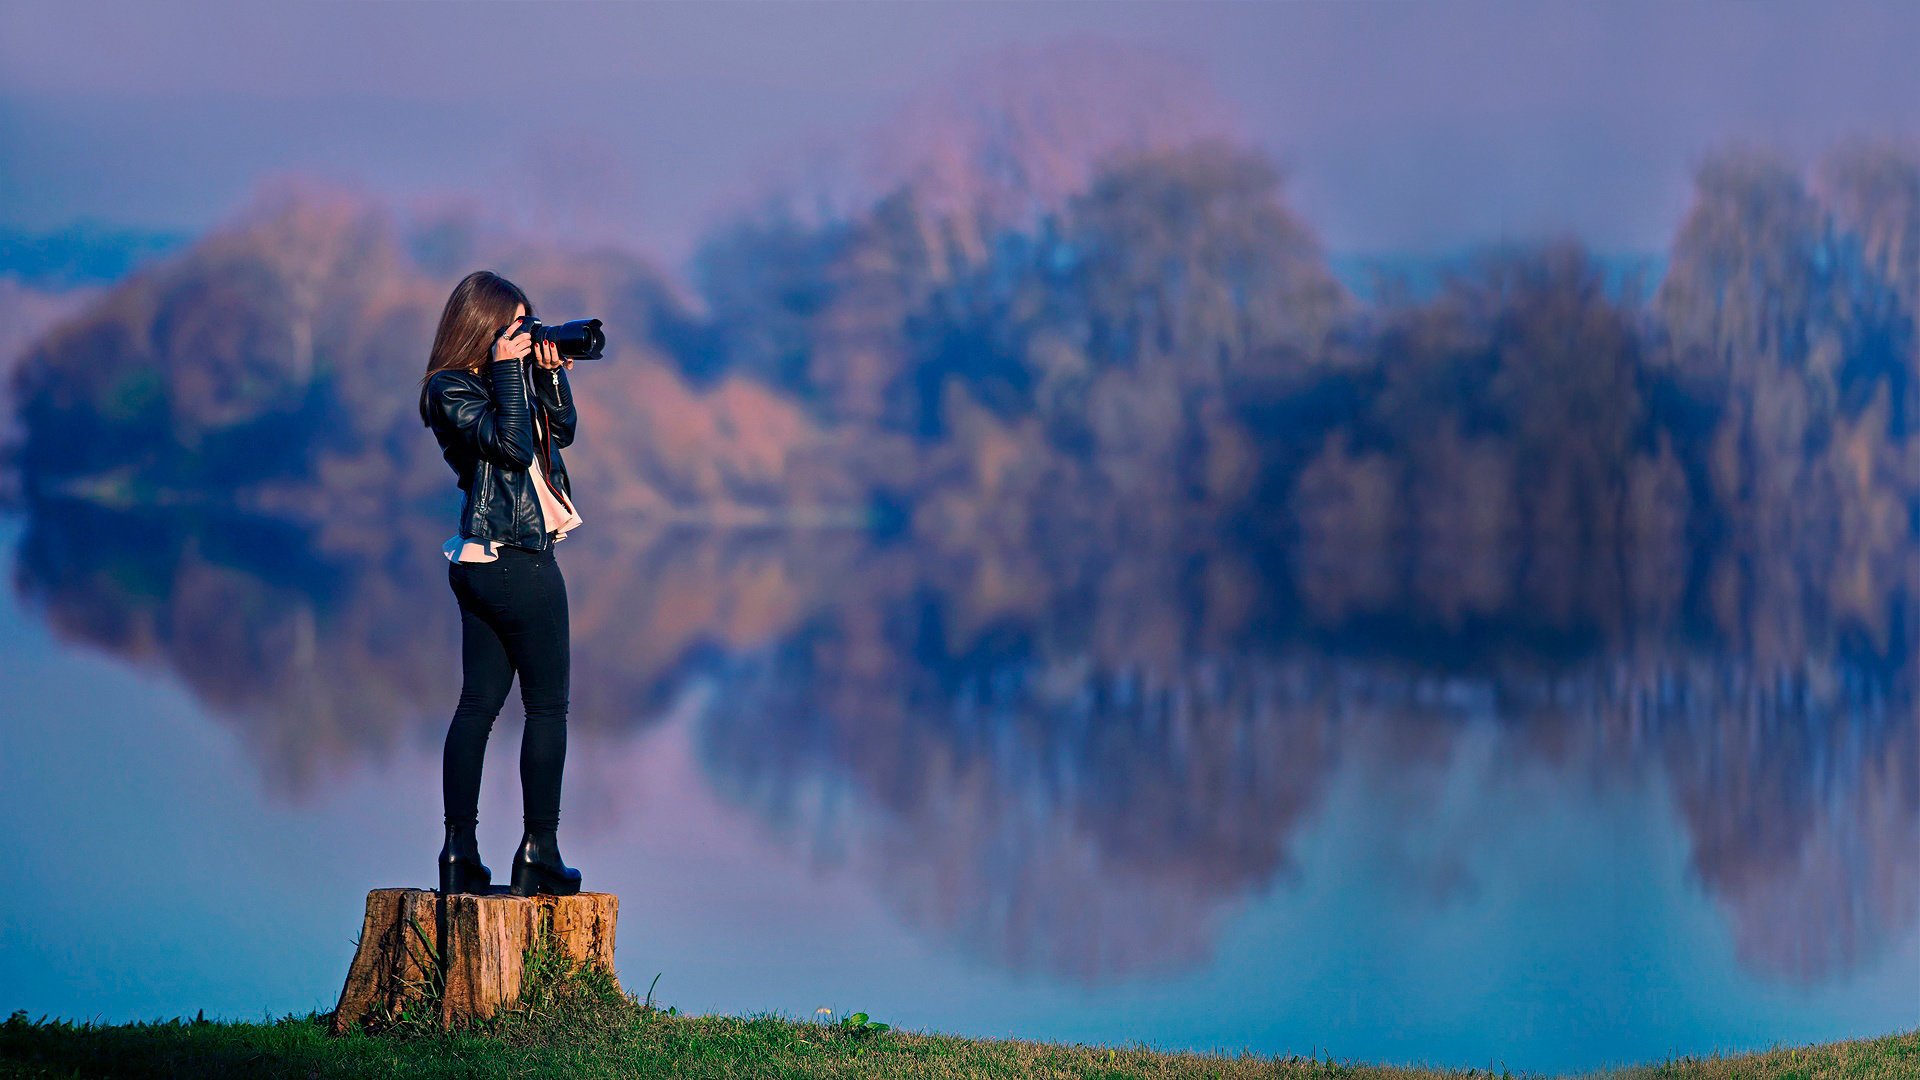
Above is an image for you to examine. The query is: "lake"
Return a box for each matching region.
[0,502,1912,1075]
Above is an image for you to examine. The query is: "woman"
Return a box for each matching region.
[418,270,585,897]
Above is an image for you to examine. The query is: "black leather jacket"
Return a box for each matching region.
[421,356,578,552]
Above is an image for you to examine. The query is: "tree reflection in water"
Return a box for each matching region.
[10,497,1913,991]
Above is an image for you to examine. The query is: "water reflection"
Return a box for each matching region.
[11,493,1914,1003]
[699,595,1916,989]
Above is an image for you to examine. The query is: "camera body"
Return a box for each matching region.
[507,317,606,361]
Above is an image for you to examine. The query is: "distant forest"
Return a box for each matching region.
[5,132,1916,588]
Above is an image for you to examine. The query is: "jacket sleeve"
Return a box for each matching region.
[530,360,577,449]
[429,359,535,469]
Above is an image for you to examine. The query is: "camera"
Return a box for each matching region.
[503,317,606,361]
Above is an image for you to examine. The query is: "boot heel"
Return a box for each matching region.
[509,860,582,897]
[440,858,491,895]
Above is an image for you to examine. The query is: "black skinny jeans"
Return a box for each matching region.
[443,542,569,834]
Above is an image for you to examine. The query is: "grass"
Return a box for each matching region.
[2,922,1914,1079]
[7,1006,1913,1079]
[3,1007,1914,1079]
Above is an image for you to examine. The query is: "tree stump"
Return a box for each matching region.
[329,887,619,1035]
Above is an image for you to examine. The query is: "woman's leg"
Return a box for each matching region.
[444,562,516,829]
[494,548,570,833]
[468,545,564,834]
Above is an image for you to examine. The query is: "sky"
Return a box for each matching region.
[2,0,1916,277]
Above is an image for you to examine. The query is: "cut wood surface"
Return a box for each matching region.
[330,887,619,1035]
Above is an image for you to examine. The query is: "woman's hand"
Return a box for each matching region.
[532,337,571,371]
[491,316,533,364]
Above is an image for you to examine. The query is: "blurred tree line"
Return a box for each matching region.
[7,133,1916,580]
[688,133,1917,572]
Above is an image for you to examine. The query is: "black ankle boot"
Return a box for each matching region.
[509,827,582,897]
[438,821,492,895]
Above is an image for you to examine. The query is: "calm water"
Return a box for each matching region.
[0,504,1913,1074]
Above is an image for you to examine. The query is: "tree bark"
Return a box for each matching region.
[329,887,619,1035]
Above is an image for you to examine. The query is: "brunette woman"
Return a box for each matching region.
[418,270,585,897]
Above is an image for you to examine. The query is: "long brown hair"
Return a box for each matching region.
[418,270,536,426]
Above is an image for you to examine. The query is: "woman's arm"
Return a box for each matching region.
[428,358,536,468]
[531,360,577,449]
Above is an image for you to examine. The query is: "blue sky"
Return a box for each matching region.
[3,0,1915,274]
